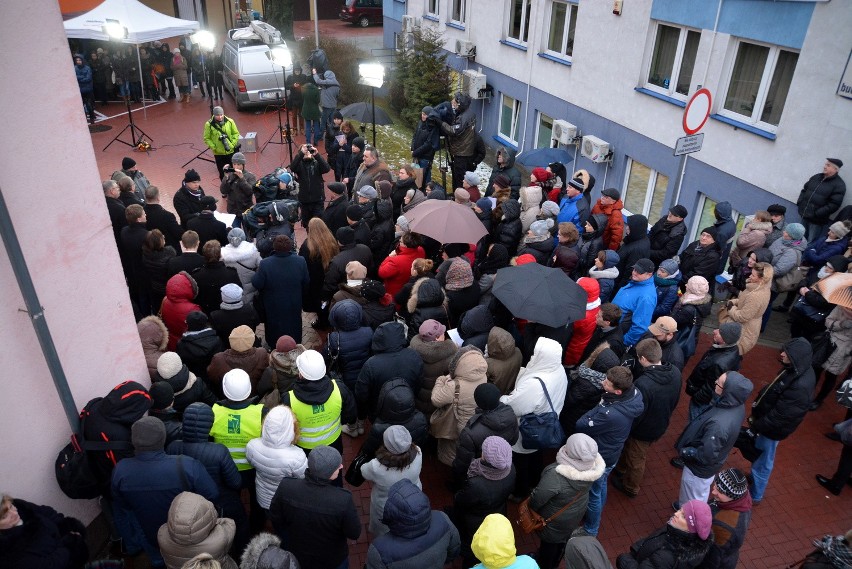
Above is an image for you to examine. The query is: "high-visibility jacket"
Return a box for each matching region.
[290,381,342,449]
[211,403,263,471]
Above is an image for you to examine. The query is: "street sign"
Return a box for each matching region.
[683,88,712,135]
[674,133,704,156]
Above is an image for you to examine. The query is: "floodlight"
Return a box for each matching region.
[358,63,385,88]
[192,30,216,51]
[268,46,292,68]
[103,19,127,39]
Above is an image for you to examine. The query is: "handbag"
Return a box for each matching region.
[519,378,566,450]
[516,492,582,534]
[773,251,806,292]
[790,295,829,323]
[734,427,762,463]
[835,378,852,409]
[675,311,700,360]
[327,332,343,382]
[430,380,460,439]
[810,330,835,370]
[344,449,370,487]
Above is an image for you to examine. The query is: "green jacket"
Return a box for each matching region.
[203,116,240,156]
[301,83,321,121]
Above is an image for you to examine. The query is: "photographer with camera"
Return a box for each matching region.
[436,92,477,192]
[203,105,241,180]
[220,152,256,230]
[290,143,331,229]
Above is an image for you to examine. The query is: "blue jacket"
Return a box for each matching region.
[652,274,680,320]
[575,387,644,467]
[75,59,93,93]
[367,479,460,569]
[326,300,374,386]
[557,193,585,233]
[802,235,849,279]
[612,277,657,347]
[111,450,218,548]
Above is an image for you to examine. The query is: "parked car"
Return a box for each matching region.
[339,0,383,28]
[221,24,293,111]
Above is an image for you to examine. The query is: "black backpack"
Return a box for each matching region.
[55,398,132,500]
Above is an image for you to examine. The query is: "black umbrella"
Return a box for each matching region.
[492,263,587,328]
[339,102,393,125]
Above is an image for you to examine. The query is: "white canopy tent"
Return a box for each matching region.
[64,0,200,116]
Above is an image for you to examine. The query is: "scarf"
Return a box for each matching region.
[715,491,753,513]
[467,458,511,481]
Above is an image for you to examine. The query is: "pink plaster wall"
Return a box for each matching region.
[0,0,149,523]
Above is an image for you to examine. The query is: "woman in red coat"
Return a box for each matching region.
[564,277,601,366]
[378,232,425,299]
[160,271,201,350]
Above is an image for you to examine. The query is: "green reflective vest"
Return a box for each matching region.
[290,381,342,449]
[211,403,263,471]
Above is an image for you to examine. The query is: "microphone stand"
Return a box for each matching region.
[261,71,294,163]
[183,51,217,168]
[103,90,153,151]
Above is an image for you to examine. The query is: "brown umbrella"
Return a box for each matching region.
[405,200,488,244]
[816,272,852,309]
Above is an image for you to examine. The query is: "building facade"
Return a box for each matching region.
[385,0,852,239]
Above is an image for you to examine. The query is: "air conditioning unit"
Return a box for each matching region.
[249,21,283,45]
[462,69,487,99]
[581,135,612,163]
[455,39,476,58]
[401,15,415,32]
[552,120,577,145]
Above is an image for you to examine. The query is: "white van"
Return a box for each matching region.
[221,23,293,111]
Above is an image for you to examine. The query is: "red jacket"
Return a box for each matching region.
[160,272,201,350]
[378,245,425,299]
[591,198,625,250]
[564,277,601,365]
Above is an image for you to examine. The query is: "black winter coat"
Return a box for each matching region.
[452,403,519,481]
[145,203,183,251]
[142,246,177,301]
[407,277,450,340]
[648,217,687,266]
[411,118,440,161]
[166,252,205,278]
[326,300,373,386]
[750,337,815,441]
[577,214,608,275]
[359,378,428,458]
[630,363,681,442]
[0,499,89,569]
[322,195,349,236]
[106,196,127,246]
[519,238,555,265]
[149,408,183,446]
[173,185,206,227]
[486,148,522,198]
[355,322,424,419]
[154,364,217,412]
[291,151,330,204]
[495,200,523,256]
[351,218,371,246]
[323,243,374,299]
[617,525,712,569]
[191,261,241,315]
[176,328,224,382]
[298,240,327,313]
[209,305,261,346]
[623,332,684,377]
[679,241,721,289]
[369,200,395,263]
[615,215,651,290]
[457,305,494,352]
[187,211,228,248]
[797,172,846,225]
[119,222,149,286]
[391,177,417,220]
[447,286,482,329]
[686,345,742,406]
[453,469,516,556]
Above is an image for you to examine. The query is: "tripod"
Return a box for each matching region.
[103,94,153,151]
[182,52,217,168]
[261,90,294,163]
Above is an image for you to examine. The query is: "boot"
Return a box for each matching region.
[341,419,364,437]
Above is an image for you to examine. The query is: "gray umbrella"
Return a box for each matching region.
[339,102,393,125]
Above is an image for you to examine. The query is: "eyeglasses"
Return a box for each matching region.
[715,381,725,389]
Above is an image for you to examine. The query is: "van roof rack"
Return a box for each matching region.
[230,21,283,45]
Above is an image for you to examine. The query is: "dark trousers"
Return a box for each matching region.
[214,153,234,180]
[300,200,324,229]
[815,371,839,403]
[240,469,266,534]
[218,488,250,558]
[537,540,568,569]
[451,155,474,192]
[81,90,96,123]
[512,450,543,497]
[826,442,852,491]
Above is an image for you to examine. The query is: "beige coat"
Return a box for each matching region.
[519,185,543,234]
[157,492,237,569]
[824,306,852,374]
[431,347,488,465]
[485,327,522,395]
[717,265,774,355]
[729,220,772,267]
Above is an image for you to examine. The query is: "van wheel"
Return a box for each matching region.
[358,16,370,28]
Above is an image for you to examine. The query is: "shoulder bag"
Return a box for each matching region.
[517,491,582,534]
[773,250,806,292]
[430,380,461,439]
[519,378,566,450]
[326,332,343,382]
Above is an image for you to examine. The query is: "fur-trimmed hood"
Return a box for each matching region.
[555,454,606,482]
[240,532,300,569]
[222,240,260,265]
[449,345,488,381]
[680,293,712,306]
[407,276,445,314]
[138,315,169,352]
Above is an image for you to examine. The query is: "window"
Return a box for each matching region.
[508,0,532,44]
[545,1,578,58]
[427,0,439,16]
[646,23,700,99]
[536,113,554,148]
[450,0,465,23]
[721,40,798,128]
[691,194,742,241]
[622,159,669,222]
[499,94,522,144]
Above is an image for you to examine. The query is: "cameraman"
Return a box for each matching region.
[290,143,330,228]
[219,152,256,229]
[436,92,476,192]
[203,105,240,180]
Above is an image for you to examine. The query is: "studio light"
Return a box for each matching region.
[103,18,127,39]
[192,30,216,51]
[358,62,385,147]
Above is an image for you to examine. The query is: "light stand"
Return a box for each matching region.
[102,20,152,151]
[183,31,217,168]
[261,46,294,163]
[358,63,384,150]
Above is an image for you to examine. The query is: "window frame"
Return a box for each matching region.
[690,194,742,242]
[426,0,440,17]
[643,21,701,102]
[535,112,555,149]
[506,0,532,45]
[543,0,578,61]
[718,38,799,132]
[498,93,522,145]
[449,0,466,25]
[621,157,669,222]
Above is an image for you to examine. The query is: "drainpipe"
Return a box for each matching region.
[0,186,79,433]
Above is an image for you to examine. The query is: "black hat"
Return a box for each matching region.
[336,226,355,245]
[352,136,366,150]
[767,204,786,215]
[149,382,174,411]
[474,383,501,411]
[669,204,688,219]
[328,182,346,195]
[632,258,654,274]
[360,279,386,301]
[186,310,209,331]
[200,195,218,210]
[346,204,363,222]
[715,468,748,500]
[827,158,843,168]
[700,226,718,241]
[601,188,621,201]
[184,169,201,183]
[122,157,136,170]
[131,416,166,451]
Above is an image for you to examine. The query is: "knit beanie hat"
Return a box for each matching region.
[540,201,560,218]
[531,167,551,183]
[346,204,363,222]
[360,279,386,301]
[445,258,474,290]
[464,171,480,187]
[480,436,512,470]
[220,283,243,309]
[829,221,850,239]
[396,215,410,232]
[122,157,136,170]
[229,325,255,352]
[228,227,246,247]
[383,425,412,454]
[455,188,471,204]
[785,223,805,241]
[346,261,368,280]
[336,226,355,246]
[352,136,365,150]
[556,433,600,471]
[157,352,184,380]
[212,106,224,115]
[515,253,537,266]
[308,445,341,479]
[418,319,446,342]
[474,383,501,411]
[700,226,718,241]
[275,335,297,353]
[149,381,174,411]
[328,182,346,195]
[357,186,378,200]
[529,219,551,237]
[231,152,246,165]
[132,416,166,452]
[492,174,510,189]
[827,255,850,273]
[682,500,712,540]
[185,311,209,332]
[719,322,742,345]
[685,275,710,297]
[715,468,749,500]
[183,169,201,183]
[659,259,679,277]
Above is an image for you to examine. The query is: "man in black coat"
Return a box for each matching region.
[173,169,206,228]
[411,105,440,188]
[120,204,151,314]
[322,182,349,235]
[269,446,360,569]
[104,179,127,249]
[648,205,688,267]
[578,303,626,363]
[615,214,651,291]
[251,235,309,346]
[684,323,743,421]
[622,316,684,378]
[291,143,331,229]
[748,337,815,503]
[166,230,204,277]
[346,204,371,246]
[144,185,184,252]
[796,158,846,242]
[436,92,477,191]
[191,240,241,315]
[613,338,681,498]
[187,196,229,248]
[322,227,373,300]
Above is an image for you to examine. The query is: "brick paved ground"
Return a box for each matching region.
[89,21,849,569]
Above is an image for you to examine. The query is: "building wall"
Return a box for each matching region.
[0,0,149,524]
[394,0,852,235]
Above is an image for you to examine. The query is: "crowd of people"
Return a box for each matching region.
[6,82,852,569]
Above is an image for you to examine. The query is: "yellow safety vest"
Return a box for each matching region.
[289,381,343,449]
[211,403,263,471]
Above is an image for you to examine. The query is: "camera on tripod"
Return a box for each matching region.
[219,133,232,152]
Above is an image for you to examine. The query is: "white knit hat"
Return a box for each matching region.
[156,352,183,380]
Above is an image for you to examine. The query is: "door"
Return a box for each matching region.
[176,0,206,26]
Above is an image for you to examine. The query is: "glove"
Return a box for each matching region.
[680,447,698,460]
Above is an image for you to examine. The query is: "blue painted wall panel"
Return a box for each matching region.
[651,0,720,30]
[718,0,813,49]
